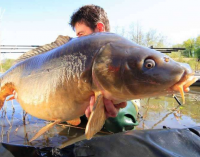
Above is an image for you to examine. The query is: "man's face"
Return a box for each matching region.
[75,22,94,37]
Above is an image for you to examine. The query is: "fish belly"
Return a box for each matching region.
[14,71,92,122]
[17,89,90,121]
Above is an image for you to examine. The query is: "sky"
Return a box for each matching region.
[0,0,200,59]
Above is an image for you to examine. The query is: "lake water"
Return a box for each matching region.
[136,86,200,130]
[0,86,199,148]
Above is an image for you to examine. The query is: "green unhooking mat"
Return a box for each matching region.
[1,127,200,157]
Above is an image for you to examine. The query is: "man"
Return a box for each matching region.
[69,5,139,132]
[70,5,127,119]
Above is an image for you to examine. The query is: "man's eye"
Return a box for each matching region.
[78,33,83,37]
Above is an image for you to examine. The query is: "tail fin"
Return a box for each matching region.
[0,83,14,110]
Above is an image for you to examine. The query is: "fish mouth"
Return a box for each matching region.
[170,72,198,104]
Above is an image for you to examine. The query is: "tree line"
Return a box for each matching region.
[113,23,199,71]
[173,36,200,59]
[114,23,200,59]
[114,23,167,48]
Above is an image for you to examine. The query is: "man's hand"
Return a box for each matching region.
[85,95,127,119]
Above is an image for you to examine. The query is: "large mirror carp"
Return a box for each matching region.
[0,33,197,140]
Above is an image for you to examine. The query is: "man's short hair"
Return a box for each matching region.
[70,5,110,32]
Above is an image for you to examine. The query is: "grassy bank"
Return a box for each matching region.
[172,58,198,71]
[0,59,15,72]
[167,52,199,71]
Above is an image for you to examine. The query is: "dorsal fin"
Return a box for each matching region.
[14,35,72,65]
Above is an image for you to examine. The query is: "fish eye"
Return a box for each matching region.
[144,59,155,69]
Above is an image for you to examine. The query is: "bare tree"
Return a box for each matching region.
[128,23,167,48]
[113,22,167,48]
[144,29,157,47]
[113,25,127,38]
[129,22,144,45]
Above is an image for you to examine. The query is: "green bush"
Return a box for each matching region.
[0,59,15,72]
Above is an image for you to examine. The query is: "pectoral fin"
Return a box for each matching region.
[85,91,106,139]
[29,119,61,142]
[67,118,81,126]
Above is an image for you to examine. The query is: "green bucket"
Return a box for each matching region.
[104,100,139,133]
